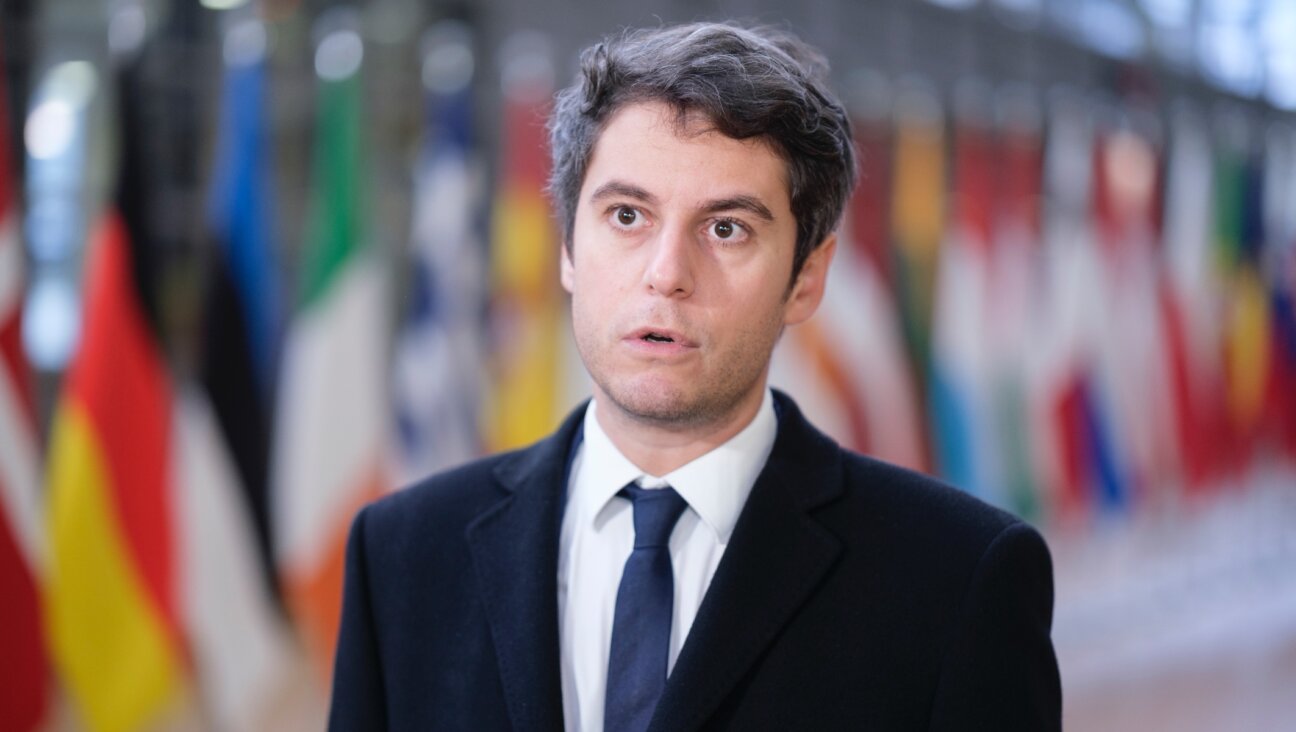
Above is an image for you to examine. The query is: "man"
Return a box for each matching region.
[330,22,1061,731]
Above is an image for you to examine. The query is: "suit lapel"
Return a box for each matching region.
[465,406,586,732]
[649,392,845,732]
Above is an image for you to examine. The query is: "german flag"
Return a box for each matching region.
[44,53,187,731]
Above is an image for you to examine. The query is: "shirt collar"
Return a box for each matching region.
[572,389,777,544]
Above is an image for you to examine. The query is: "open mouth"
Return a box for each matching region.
[628,327,693,349]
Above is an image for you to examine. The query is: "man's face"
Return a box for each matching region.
[562,101,834,430]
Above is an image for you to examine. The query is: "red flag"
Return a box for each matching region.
[0,31,50,727]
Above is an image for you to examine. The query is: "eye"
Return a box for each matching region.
[607,205,648,233]
[706,218,748,244]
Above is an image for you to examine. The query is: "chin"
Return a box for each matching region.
[605,380,696,423]
[601,375,750,431]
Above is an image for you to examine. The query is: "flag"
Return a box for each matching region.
[1088,128,1169,509]
[841,109,924,470]
[175,384,303,732]
[1035,94,1107,522]
[1161,107,1227,490]
[1222,154,1272,461]
[0,29,50,728]
[1263,127,1296,459]
[485,45,563,451]
[392,25,485,485]
[989,103,1046,521]
[272,24,389,684]
[44,52,189,732]
[850,95,898,291]
[889,83,946,470]
[1208,148,1249,472]
[1063,130,1138,513]
[779,236,925,468]
[1269,255,1296,459]
[45,217,185,731]
[774,106,923,471]
[187,19,301,730]
[200,18,282,601]
[929,117,1000,501]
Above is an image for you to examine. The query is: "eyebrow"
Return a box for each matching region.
[700,195,775,222]
[588,180,776,223]
[589,180,658,206]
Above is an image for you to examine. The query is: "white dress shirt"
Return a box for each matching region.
[557,389,778,732]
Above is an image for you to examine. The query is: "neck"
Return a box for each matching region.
[593,384,768,477]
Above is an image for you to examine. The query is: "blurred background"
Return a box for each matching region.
[1,0,1294,730]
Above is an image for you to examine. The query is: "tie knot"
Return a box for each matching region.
[619,484,688,549]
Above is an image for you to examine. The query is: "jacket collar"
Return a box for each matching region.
[649,390,844,731]
[465,403,587,732]
[468,391,844,732]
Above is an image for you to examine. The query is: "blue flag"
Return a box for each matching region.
[201,27,283,602]
[392,26,486,484]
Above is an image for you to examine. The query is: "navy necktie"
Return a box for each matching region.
[605,484,688,732]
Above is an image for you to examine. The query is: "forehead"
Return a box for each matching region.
[580,101,791,213]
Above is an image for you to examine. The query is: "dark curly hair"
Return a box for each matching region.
[547,22,857,280]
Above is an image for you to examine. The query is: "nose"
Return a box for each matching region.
[643,224,695,298]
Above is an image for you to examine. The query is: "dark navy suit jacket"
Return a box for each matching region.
[329,392,1062,730]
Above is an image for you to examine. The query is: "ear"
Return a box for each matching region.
[782,233,836,326]
[560,242,575,294]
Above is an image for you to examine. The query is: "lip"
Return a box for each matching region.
[625,327,696,346]
[622,327,699,356]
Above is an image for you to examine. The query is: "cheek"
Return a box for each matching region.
[711,260,788,312]
[568,267,614,333]
[575,247,637,299]
[727,280,790,339]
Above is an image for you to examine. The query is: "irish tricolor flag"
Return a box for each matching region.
[272,20,389,684]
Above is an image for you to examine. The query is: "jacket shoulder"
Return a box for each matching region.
[358,452,514,539]
[848,450,1022,528]
[832,449,1060,722]
[829,448,1045,575]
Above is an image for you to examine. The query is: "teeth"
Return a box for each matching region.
[644,333,673,343]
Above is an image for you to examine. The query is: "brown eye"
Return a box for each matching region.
[713,220,734,238]
[617,207,637,226]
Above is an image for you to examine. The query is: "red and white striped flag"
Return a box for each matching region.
[0,33,50,728]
